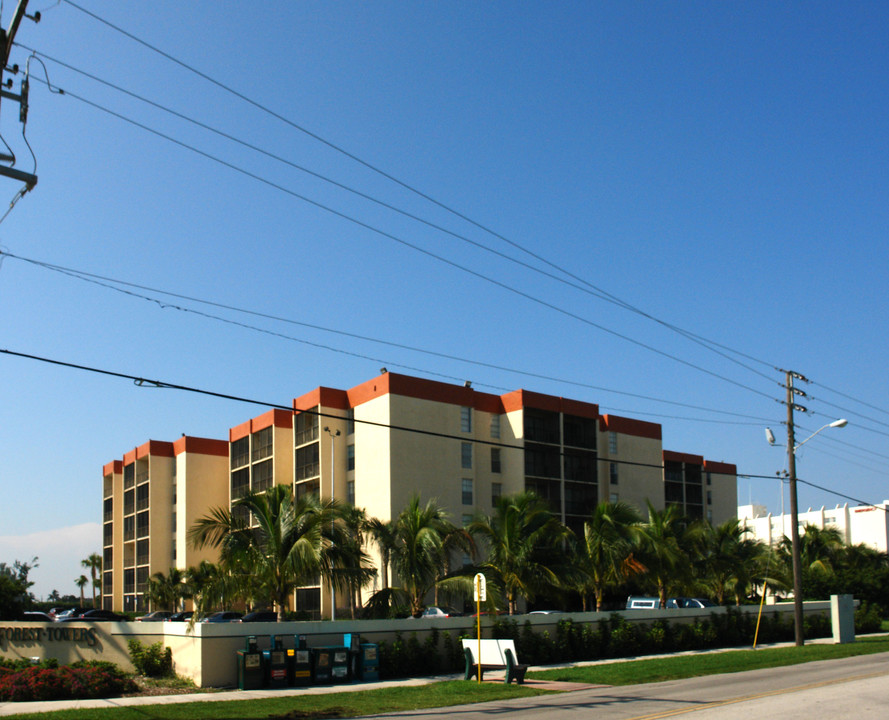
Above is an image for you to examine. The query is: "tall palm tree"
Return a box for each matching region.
[365,516,398,593]
[695,518,768,605]
[190,484,348,620]
[469,492,569,615]
[336,505,376,619]
[638,501,698,607]
[380,495,473,617]
[81,553,102,607]
[75,575,89,608]
[573,501,645,611]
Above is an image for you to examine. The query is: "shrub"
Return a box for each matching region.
[127,639,173,677]
[0,664,136,702]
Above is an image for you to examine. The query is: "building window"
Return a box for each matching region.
[707,490,712,505]
[610,462,619,485]
[347,409,355,435]
[490,415,501,439]
[462,514,473,527]
[295,443,320,481]
[608,432,618,454]
[461,406,472,433]
[491,448,501,473]
[347,480,355,506]
[462,478,473,505]
[295,411,319,446]
[610,492,619,503]
[491,482,502,506]
[252,459,273,492]
[231,437,249,469]
[706,472,712,486]
[461,442,473,469]
[347,444,355,472]
[252,426,273,462]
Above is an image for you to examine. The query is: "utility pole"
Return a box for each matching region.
[784,369,808,647]
[0,0,38,190]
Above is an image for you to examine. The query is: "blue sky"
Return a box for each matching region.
[0,1,886,598]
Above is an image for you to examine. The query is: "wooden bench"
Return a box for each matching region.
[461,639,529,684]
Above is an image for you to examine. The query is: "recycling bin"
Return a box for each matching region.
[236,636,263,690]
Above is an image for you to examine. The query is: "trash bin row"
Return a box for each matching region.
[237,633,380,690]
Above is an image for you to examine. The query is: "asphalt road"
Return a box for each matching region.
[385,652,889,720]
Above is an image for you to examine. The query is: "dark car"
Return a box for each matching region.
[58,608,126,622]
[54,607,91,621]
[667,597,716,609]
[166,611,194,622]
[201,611,243,623]
[238,610,278,622]
[21,611,55,622]
[136,611,174,622]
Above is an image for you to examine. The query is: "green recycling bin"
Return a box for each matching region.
[237,636,263,690]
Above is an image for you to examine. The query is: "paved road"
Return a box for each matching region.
[385,652,889,720]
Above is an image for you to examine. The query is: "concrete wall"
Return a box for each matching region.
[0,601,830,688]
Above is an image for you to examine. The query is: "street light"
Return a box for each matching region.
[323,426,340,622]
[767,416,848,646]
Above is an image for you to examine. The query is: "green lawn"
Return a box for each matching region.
[6,636,889,720]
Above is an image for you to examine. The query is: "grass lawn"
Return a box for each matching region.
[5,635,889,720]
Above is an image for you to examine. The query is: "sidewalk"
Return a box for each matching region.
[0,634,871,717]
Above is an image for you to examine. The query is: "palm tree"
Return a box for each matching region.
[190,484,348,620]
[335,505,376,619]
[81,553,102,607]
[75,575,89,608]
[695,518,768,605]
[638,501,698,607]
[469,492,569,615]
[145,568,188,612]
[573,501,645,611]
[365,516,398,593]
[380,495,473,618]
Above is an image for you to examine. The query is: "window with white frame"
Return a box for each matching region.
[490,415,501,439]
[491,482,502,506]
[491,448,501,473]
[608,431,618,454]
[610,462,619,485]
[347,444,355,472]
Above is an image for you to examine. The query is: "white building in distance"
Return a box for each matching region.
[738,501,889,553]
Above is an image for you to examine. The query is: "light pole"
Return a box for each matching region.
[767,383,847,647]
[324,426,340,622]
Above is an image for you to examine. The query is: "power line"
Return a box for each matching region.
[0,346,740,477]
[50,3,783,384]
[25,77,782,405]
[1,249,776,425]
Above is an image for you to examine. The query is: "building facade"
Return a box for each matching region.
[738,501,889,553]
[102,371,737,614]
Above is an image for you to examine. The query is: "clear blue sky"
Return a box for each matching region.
[1,1,886,598]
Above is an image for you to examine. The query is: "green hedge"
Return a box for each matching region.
[375,607,847,679]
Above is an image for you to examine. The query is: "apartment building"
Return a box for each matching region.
[102,437,228,612]
[101,371,737,614]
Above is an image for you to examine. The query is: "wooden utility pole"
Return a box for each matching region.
[0,0,37,189]
[784,369,808,647]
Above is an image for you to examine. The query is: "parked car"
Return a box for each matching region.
[136,611,174,622]
[528,610,563,615]
[54,607,91,621]
[667,597,716,609]
[625,596,660,610]
[21,611,55,622]
[166,611,194,622]
[201,611,243,623]
[58,609,126,622]
[238,610,278,622]
[410,606,464,619]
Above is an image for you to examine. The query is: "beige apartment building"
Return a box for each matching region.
[101,371,737,614]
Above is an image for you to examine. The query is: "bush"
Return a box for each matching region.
[0,664,136,702]
[127,639,173,677]
[854,602,883,633]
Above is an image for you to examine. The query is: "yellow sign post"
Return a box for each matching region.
[473,573,486,683]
